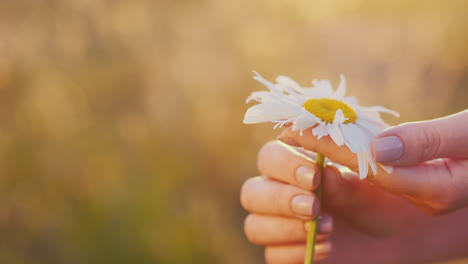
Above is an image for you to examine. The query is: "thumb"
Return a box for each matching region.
[372,110,468,166]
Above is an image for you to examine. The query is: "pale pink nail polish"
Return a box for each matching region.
[291,194,316,217]
[296,166,316,188]
[373,136,404,163]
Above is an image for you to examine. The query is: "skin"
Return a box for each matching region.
[241,110,468,263]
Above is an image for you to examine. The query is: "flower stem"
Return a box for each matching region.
[304,153,324,264]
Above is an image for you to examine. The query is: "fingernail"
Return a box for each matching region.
[296,166,316,188]
[373,136,404,163]
[315,241,333,254]
[304,215,333,233]
[291,194,316,217]
[318,215,333,233]
[277,136,301,147]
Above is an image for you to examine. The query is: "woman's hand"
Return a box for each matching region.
[241,139,468,263]
[279,110,468,215]
[241,141,420,263]
[240,142,332,263]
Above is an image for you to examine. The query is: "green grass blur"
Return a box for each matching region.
[0,0,467,263]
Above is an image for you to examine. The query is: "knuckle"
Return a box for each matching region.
[273,184,287,214]
[408,122,441,161]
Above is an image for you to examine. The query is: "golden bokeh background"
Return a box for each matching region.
[0,0,467,263]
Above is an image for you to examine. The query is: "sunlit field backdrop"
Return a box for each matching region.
[0,0,467,263]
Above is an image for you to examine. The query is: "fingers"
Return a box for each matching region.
[373,110,468,166]
[241,177,319,219]
[244,214,332,245]
[258,140,321,190]
[265,242,332,264]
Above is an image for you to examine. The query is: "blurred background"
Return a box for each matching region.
[0,0,467,263]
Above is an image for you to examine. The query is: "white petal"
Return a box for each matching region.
[362,105,400,117]
[291,111,318,131]
[274,83,303,103]
[341,124,363,153]
[246,91,276,103]
[252,71,283,96]
[355,118,384,137]
[334,74,346,100]
[333,109,347,124]
[342,123,377,177]
[357,152,369,179]
[357,115,388,131]
[366,151,378,175]
[276,76,303,93]
[343,96,359,107]
[327,123,345,146]
[381,165,393,174]
[302,87,324,98]
[243,103,301,124]
[311,79,333,98]
[312,124,329,139]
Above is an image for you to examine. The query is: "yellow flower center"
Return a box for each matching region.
[303,98,357,123]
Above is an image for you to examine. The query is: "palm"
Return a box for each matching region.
[319,171,424,263]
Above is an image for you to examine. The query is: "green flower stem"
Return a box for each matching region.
[304,153,324,264]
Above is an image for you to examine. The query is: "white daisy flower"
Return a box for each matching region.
[244,71,399,179]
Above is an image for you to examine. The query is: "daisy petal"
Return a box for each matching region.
[312,124,329,139]
[311,79,334,98]
[334,74,346,100]
[341,124,362,153]
[333,109,347,124]
[327,123,345,146]
[291,110,319,132]
[381,164,393,174]
[357,152,369,179]
[362,106,400,117]
[243,103,301,124]
[276,76,303,93]
[356,119,384,136]
[252,71,283,96]
[366,151,378,175]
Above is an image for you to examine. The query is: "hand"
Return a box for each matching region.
[240,142,333,263]
[279,110,468,215]
[240,141,418,263]
[241,140,468,263]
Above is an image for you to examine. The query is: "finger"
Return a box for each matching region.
[374,159,468,214]
[258,140,321,190]
[241,177,319,219]
[373,110,468,166]
[279,120,468,214]
[244,214,332,246]
[265,242,332,264]
[279,127,359,173]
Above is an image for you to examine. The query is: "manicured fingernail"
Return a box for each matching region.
[315,241,333,254]
[291,194,316,217]
[373,136,404,163]
[277,136,301,147]
[318,215,333,233]
[296,166,316,188]
[304,215,333,233]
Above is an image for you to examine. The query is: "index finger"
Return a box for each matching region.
[257,140,321,190]
[279,126,450,209]
[279,127,360,173]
